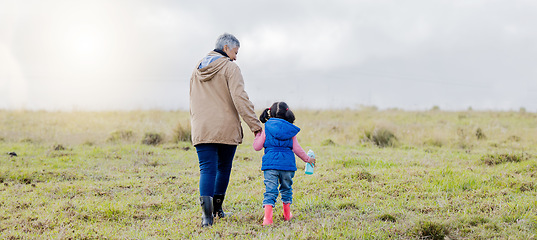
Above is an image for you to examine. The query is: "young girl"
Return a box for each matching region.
[253,102,316,226]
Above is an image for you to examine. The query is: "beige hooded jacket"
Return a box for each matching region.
[190,51,262,146]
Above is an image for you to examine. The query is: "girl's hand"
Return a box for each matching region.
[309,157,316,166]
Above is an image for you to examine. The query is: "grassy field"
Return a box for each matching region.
[1,109,536,239]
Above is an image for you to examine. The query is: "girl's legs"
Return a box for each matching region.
[279,171,295,204]
[263,170,280,207]
[279,171,295,221]
[262,170,279,225]
[263,205,273,226]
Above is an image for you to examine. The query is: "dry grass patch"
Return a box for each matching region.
[141,132,164,146]
[413,221,450,240]
[481,152,530,165]
[364,128,397,147]
[172,122,191,143]
[107,130,134,143]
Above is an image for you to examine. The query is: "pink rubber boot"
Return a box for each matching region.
[283,203,293,221]
[262,205,273,226]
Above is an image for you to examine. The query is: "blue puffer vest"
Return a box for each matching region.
[261,118,301,171]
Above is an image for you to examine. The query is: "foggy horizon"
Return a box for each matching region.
[2,1,536,112]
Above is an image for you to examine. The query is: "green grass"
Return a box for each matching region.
[1,109,537,239]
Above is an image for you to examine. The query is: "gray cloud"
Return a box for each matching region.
[1,0,536,111]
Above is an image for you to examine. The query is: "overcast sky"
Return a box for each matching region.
[1,0,536,111]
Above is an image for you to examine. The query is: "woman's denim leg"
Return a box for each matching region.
[214,144,237,195]
[263,170,279,207]
[197,144,218,196]
[196,144,237,197]
[279,171,295,204]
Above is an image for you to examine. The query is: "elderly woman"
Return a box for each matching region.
[190,33,262,227]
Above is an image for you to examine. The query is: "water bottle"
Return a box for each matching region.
[305,150,315,175]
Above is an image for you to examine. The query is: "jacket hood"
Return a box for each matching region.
[265,118,300,140]
[195,51,230,82]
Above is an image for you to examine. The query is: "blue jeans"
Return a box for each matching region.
[263,170,295,207]
[195,143,237,197]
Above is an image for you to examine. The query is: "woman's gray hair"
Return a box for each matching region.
[215,33,240,50]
